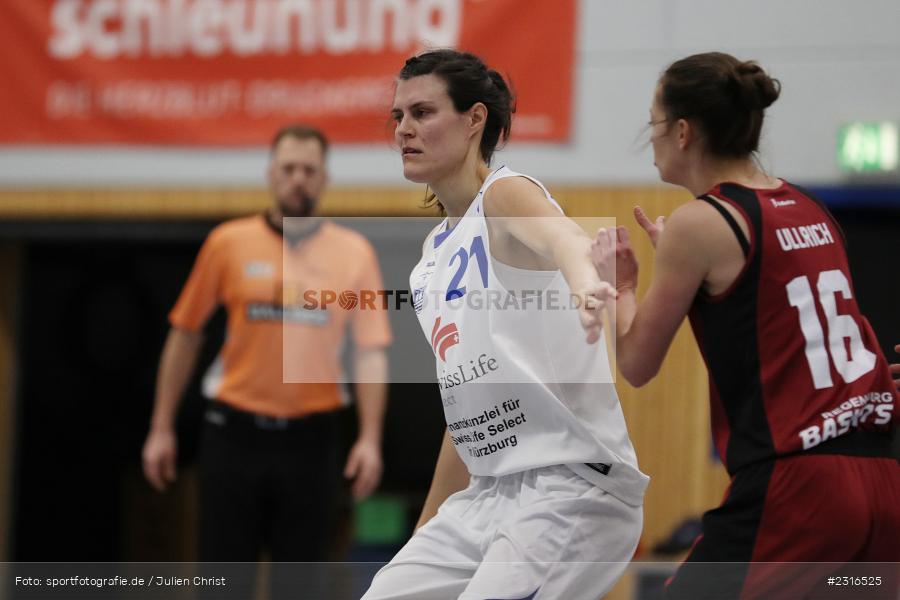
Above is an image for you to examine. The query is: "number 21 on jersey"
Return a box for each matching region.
[787,268,877,390]
[446,236,489,301]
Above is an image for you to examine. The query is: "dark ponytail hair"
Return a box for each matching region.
[659,52,781,158]
[398,49,515,165]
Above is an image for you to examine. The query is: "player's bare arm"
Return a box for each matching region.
[484,176,616,344]
[610,202,713,386]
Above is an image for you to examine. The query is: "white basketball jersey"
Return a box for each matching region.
[409,167,648,505]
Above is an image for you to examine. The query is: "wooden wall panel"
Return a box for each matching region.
[0,188,431,219]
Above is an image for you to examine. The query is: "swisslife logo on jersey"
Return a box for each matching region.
[431,317,501,390]
[431,317,459,362]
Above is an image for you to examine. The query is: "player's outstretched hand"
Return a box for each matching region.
[634,206,665,248]
[572,279,617,345]
[591,226,638,293]
[142,427,178,492]
[890,344,900,392]
[344,437,383,500]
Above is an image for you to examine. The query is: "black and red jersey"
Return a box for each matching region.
[689,181,896,474]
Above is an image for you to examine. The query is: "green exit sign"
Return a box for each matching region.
[837,122,898,173]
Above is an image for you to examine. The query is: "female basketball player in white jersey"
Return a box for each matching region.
[362,49,647,600]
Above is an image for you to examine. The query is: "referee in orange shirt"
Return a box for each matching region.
[141,125,392,589]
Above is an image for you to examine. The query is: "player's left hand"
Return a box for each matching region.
[344,438,383,500]
[591,226,639,292]
[890,344,900,392]
[571,279,617,345]
[634,205,666,248]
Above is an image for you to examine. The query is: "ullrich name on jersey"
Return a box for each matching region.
[776,222,835,252]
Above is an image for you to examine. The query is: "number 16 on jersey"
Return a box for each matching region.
[787,268,877,390]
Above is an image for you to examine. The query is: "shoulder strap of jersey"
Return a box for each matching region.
[480,166,564,214]
[697,194,750,258]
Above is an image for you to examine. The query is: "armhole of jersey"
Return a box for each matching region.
[698,195,750,258]
[696,193,756,303]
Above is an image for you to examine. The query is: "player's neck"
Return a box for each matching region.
[431,155,492,222]
[686,157,780,196]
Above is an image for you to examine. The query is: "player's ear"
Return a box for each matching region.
[468,102,488,138]
[676,118,692,151]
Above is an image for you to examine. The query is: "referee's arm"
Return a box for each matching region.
[142,327,204,492]
[345,347,388,499]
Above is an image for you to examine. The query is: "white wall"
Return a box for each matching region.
[1,0,898,187]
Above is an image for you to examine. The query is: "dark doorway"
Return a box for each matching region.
[12,229,216,561]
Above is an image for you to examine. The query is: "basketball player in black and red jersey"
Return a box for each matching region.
[592,52,899,599]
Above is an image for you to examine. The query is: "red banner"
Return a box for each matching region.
[0,0,575,145]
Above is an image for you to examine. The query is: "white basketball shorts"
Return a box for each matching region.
[360,464,642,600]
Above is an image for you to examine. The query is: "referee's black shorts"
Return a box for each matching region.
[197,400,342,563]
